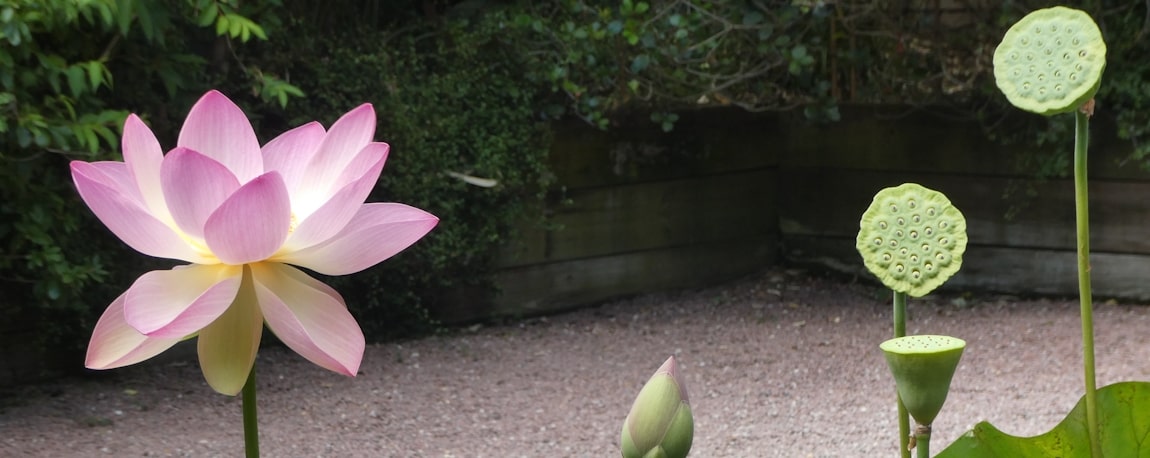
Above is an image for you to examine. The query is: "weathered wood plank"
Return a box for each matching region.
[782,106,1017,176]
[495,200,551,269]
[489,235,778,321]
[550,108,781,189]
[1073,113,1150,181]
[498,168,778,267]
[781,105,1150,182]
[778,167,1150,254]
[0,331,59,386]
[777,167,1074,248]
[785,235,1150,300]
[485,107,1150,327]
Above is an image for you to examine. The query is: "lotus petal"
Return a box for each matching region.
[86,292,183,370]
[252,263,364,376]
[196,266,263,395]
[277,203,438,275]
[161,148,241,240]
[178,90,263,182]
[262,121,326,193]
[285,143,387,250]
[204,172,291,265]
[301,104,375,198]
[71,161,207,263]
[122,114,169,218]
[123,264,242,338]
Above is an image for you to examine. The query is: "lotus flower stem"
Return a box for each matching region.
[894,290,910,458]
[242,364,260,458]
[914,424,930,458]
[893,291,907,338]
[1074,108,1101,458]
[898,400,911,458]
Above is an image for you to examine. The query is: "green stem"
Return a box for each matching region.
[894,290,909,458]
[898,396,911,458]
[894,291,907,338]
[242,363,260,458]
[1073,109,1100,458]
[915,428,930,458]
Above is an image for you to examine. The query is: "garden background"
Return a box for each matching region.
[5,0,1150,387]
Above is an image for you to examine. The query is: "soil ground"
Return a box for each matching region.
[3,268,1150,457]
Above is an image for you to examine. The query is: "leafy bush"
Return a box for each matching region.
[502,1,1150,178]
[0,0,300,374]
[0,0,552,371]
[507,0,841,128]
[256,14,553,339]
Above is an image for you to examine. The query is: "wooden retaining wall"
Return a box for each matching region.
[483,104,1150,325]
[0,309,50,387]
[776,106,1150,300]
[479,110,782,322]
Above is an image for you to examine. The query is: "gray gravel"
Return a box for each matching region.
[3,269,1150,457]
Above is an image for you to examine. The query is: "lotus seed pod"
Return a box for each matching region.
[881,335,966,425]
[856,183,967,297]
[992,6,1106,115]
[621,356,693,458]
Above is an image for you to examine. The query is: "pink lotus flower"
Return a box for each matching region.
[72,90,438,395]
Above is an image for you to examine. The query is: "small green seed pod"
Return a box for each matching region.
[880,335,966,426]
[992,6,1106,115]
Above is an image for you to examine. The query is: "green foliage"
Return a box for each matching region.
[258,12,552,339]
[1090,2,1150,169]
[0,0,298,373]
[1,1,122,157]
[490,1,1150,184]
[1,0,136,358]
[507,0,840,130]
[937,381,1150,457]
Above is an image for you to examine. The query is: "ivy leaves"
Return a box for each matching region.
[510,1,834,130]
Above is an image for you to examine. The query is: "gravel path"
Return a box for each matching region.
[3,269,1150,457]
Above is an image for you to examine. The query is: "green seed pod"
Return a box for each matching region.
[881,335,966,426]
[992,6,1106,115]
[856,183,967,297]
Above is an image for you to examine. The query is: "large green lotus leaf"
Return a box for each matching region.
[936,381,1150,457]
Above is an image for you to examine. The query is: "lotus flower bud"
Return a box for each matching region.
[621,356,693,458]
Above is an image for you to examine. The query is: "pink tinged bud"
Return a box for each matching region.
[621,356,694,458]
